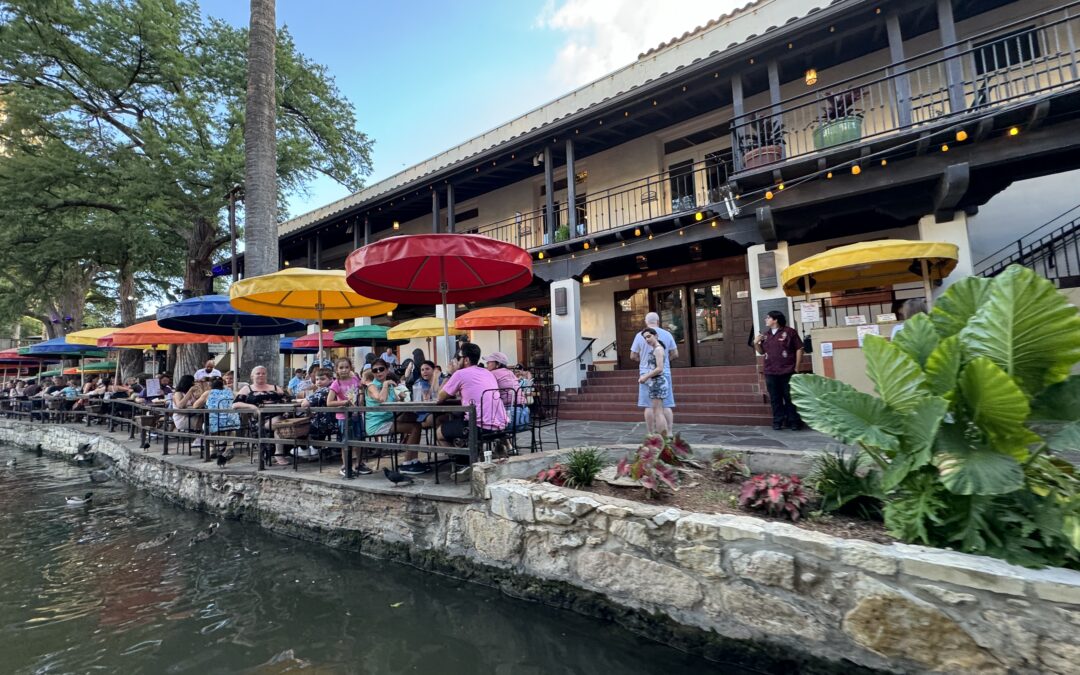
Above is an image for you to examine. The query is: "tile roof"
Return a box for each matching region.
[280,0,842,237]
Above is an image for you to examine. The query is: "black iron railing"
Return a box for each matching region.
[463,152,734,250]
[732,4,1080,171]
[978,206,1080,284]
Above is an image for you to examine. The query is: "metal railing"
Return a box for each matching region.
[463,152,733,250]
[732,4,1080,171]
[977,209,1080,283]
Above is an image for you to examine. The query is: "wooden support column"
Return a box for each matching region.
[431,189,440,233]
[306,238,315,268]
[446,184,456,233]
[767,61,784,162]
[353,217,361,249]
[314,233,322,269]
[363,216,370,246]
[565,139,577,236]
[937,0,966,114]
[732,75,746,172]
[886,11,913,128]
[543,146,555,243]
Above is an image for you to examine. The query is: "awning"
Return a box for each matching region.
[781,240,959,296]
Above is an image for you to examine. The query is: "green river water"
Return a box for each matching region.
[0,443,756,674]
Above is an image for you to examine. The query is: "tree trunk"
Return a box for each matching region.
[174,217,216,381]
[242,0,280,383]
[117,263,143,380]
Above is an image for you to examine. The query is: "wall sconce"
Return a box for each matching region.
[392,221,400,230]
[805,68,818,86]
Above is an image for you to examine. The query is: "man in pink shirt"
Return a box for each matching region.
[437,342,507,451]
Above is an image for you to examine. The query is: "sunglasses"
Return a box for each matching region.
[372,367,387,374]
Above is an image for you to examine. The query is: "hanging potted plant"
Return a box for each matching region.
[738,116,786,170]
[812,89,865,150]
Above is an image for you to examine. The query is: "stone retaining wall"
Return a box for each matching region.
[4,420,1080,673]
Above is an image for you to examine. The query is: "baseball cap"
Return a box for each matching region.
[484,351,509,366]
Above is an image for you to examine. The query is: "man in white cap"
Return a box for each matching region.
[630,311,677,433]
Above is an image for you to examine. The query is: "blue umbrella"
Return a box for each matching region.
[157,295,305,390]
[280,337,318,354]
[20,337,107,358]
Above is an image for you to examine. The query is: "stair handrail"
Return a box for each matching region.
[976,202,1080,273]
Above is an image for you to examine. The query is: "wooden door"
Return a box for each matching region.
[724,276,756,365]
[689,281,726,366]
[614,289,648,370]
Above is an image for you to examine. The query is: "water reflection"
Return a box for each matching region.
[0,445,739,674]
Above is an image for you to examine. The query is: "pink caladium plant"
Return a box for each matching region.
[535,463,569,486]
[616,440,680,498]
[738,473,809,522]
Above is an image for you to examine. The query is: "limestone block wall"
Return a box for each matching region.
[4,421,1080,673]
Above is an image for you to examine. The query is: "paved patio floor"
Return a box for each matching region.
[550,420,842,453]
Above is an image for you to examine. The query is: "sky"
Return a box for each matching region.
[199,0,734,219]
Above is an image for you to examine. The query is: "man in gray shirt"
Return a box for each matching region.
[630,312,677,433]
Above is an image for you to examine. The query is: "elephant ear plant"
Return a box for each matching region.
[791,265,1080,569]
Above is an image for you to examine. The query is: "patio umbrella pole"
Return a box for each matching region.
[232,320,241,393]
[920,259,934,310]
[440,282,451,365]
[316,302,325,366]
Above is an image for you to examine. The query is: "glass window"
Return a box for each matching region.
[654,288,686,345]
[692,284,724,342]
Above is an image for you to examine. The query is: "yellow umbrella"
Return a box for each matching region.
[66,327,160,383]
[781,239,958,309]
[388,317,466,365]
[229,267,396,362]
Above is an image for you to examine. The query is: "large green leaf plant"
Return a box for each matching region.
[791,266,1080,568]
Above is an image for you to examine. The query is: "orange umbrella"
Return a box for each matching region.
[106,320,233,347]
[455,307,543,351]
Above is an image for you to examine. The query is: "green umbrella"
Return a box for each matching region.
[333,324,409,350]
[38,368,63,378]
[80,360,118,373]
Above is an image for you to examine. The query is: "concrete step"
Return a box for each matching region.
[559,409,775,425]
[565,392,767,405]
[585,373,761,385]
[561,400,771,415]
[578,383,762,395]
[588,365,760,377]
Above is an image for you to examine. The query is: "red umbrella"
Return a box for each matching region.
[455,307,543,350]
[345,234,532,362]
[291,332,347,350]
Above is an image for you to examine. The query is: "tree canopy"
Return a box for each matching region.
[0,0,372,353]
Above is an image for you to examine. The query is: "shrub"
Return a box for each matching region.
[640,432,692,466]
[791,266,1080,569]
[711,449,750,483]
[563,447,604,488]
[739,473,809,521]
[535,463,569,487]
[808,450,883,520]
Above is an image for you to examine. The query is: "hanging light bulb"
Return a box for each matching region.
[851,165,861,175]
[1009,126,1020,136]
[880,159,887,167]
[804,68,818,86]
[634,228,641,237]
[956,129,968,142]
[392,221,400,230]
[941,144,949,152]
[538,251,544,260]
[765,190,774,200]
[582,274,591,284]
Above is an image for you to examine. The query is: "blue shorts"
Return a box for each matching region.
[337,415,364,441]
[637,375,675,408]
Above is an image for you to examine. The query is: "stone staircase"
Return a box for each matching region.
[560,365,774,426]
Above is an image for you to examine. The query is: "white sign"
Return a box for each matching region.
[876,313,898,323]
[820,342,834,357]
[857,324,881,347]
[844,314,867,326]
[800,302,821,324]
[145,378,161,397]
[736,290,749,299]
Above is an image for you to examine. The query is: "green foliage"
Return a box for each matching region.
[738,474,810,521]
[792,266,1080,569]
[563,448,605,488]
[808,450,882,519]
[711,449,751,483]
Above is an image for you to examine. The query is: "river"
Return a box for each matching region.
[0,444,747,674]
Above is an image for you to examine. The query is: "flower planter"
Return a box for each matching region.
[812,116,863,150]
[741,144,784,170]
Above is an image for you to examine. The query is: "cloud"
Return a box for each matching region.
[537,0,744,90]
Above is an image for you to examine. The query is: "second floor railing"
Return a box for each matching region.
[978,205,1080,284]
[463,152,734,250]
[732,4,1080,171]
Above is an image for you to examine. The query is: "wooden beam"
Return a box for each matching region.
[886,11,913,128]
[936,0,966,114]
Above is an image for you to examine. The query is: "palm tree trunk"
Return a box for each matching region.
[242,0,280,384]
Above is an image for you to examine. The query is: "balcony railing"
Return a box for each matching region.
[732,4,1080,171]
[978,205,1080,284]
[463,152,734,250]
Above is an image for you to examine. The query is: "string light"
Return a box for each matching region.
[956,130,968,142]
[778,183,785,191]
[634,228,641,237]
[694,212,704,221]
[826,172,833,179]
[851,165,861,175]
[679,229,684,236]
[538,251,544,260]
[711,220,717,228]
[941,144,949,152]
[880,159,887,166]
[283,260,290,266]
[1009,126,1020,136]
[648,234,653,240]
[582,274,591,284]
[583,241,590,250]
[392,221,400,230]
[765,191,774,200]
